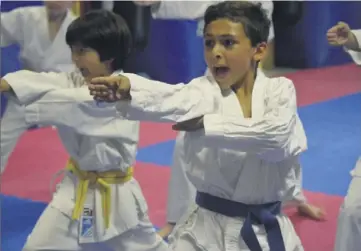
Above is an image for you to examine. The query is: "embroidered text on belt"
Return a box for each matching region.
[66,158,133,228]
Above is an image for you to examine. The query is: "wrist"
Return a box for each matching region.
[116,77,131,100]
[345,32,360,51]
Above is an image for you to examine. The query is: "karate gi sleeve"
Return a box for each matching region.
[167,132,196,223]
[282,163,307,208]
[0,96,30,173]
[202,77,305,162]
[24,87,138,141]
[116,73,219,123]
[0,8,25,47]
[344,29,361,65]
[2,70,78,105]
[151,1,217,20]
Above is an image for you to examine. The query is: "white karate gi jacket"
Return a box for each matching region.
[1,70,154,248]
[111,71,307,250]
[1,6,75,72]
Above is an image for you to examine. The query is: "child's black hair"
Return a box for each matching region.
[66,10,132,71]
[204,1,270,47]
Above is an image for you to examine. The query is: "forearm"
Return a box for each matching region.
[345,30,361,52]
[116,74,219,123]
[2,70,73,105]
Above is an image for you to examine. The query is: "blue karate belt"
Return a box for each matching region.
[195,192,285,251]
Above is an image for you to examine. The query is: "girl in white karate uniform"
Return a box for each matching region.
[327,22,361,251]
[0,10,168,251]
[89,2,308,250]
[1,1,75,172]
[134,0,325,238]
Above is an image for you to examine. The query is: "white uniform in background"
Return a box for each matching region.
[151,0,275,41]
[0,6,75,172]
[112,71,307,250]
[150,0,306,227]
[334,29,361,251]
[1,70,168,251]
[1,6,75,72]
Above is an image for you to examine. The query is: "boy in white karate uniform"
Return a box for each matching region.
[0,10,168,251]
[327,22,361,251]
[89,2,307,250]
[1,1,75,172]
[1,1,75,72]
[134,0,325,238]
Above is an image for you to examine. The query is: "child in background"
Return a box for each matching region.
[1,1,75,72]
[1,1,75,171]
[327,21,361,251]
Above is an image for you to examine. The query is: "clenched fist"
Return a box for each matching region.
[88,75,131,103]
[327,22,353,46]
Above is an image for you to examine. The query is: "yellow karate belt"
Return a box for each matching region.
[66,158,133,228]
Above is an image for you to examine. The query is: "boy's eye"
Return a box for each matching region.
[204,39,215,48]
[222,39,235,48]
[78,48,88,54]
[72,47,89,55]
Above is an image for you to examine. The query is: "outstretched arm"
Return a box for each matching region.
[1,70,78,105]
[24,87,139,141]
[89,73,219,123]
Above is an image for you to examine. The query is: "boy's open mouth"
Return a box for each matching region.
[213,66,230,78]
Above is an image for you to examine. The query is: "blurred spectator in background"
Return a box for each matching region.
[0,1,76,174]
[134,0,274,70]
[87,1,151,51]
[1,0,75,72]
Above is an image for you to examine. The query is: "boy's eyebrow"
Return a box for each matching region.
[204,33,236,38]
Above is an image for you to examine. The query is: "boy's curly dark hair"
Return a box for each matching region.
[204,1,270,46]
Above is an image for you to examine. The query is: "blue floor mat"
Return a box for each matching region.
[0,194,161,251]
[1,195,46,251]
[299,93,361,196]
[137,140,176,167]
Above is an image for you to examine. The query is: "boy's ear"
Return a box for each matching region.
[253,42,268,62]
[104,58,114,68]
